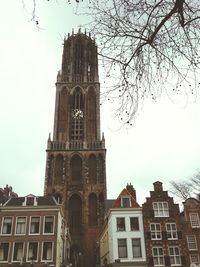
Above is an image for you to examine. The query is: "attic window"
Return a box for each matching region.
[27,197,34,206]
[121,197,131,208]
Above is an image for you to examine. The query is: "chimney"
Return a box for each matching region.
[126,183,136,200]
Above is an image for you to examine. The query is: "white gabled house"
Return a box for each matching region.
[100,184,147,267]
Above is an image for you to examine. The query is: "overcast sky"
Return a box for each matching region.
[0,1,200,205]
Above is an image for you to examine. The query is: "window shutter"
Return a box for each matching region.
[148,256,154,266]
[162,231,167,240]
[164,255,171,266]
[181,255,187,266]
[177,231,182,239]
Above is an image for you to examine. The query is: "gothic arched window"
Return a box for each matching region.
[88,193,98,226]
[70,87,84,140]
[88,154,97,184]
[58,88,68,135]
[54,155,64,184]
[69,194,82,233]
[87,87,96,139]
[70,155,82,181]
[98,155,104,184]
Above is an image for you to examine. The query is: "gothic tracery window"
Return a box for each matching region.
[54,155,64,184]
[88,193,98,226]
[87,87,96,140]
[70,155,82,181]
[70,88,84,140]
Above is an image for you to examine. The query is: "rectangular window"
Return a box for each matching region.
[190,254,199,265]
[1,217,12,235]
[187,235,197,250]
[130,217,139,231]
[27,242,38,261]
[44,216,54,234]
[132,238,142,258]
[0,243,9,262]
[152,247,164,266]
[190,213,200,228]
[153,202,169,217]
[16,217,26,235]
[118,239,127,258]
[150,223,162,240]
[29,217,40,234]
[13,242,24,262]
[42,242,53,261]
[116,218,125,231]
[169,246,181,266]
[121,197,130,208]
[166,223,177,239]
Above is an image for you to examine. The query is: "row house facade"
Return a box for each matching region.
[181,198,200,266]
[101,181,200,267]
[143,181,187,267]
[100,184,147,267]
[0,194,69,267]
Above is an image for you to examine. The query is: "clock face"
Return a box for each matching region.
[71,109,84,119]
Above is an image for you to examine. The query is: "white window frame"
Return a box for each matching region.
[26,242,39,262]
[166,223,177,240]
[121,196,131,208]
[150,223,162,240]
[130,217,139,231]
[190,254,199,265]
[190,213,200,228]
[1,217,13,235]
[116,217,126,231]
[187,235,197,250]
[43,216,55,235]
[117,239,127,259]
[169,246,181,266]
[29,216,41,235]
[152,247,164,266]
[41,241,53,262]
[132,238,142,258]
[153,202,169,217]
[15,216,27,235]
[0,242,10,262]
[12,242,24,263]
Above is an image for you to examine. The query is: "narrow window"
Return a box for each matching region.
[150,223,162,240]
[166,223,177,239]
[118,239,127,258]
[130,217,139,231]
[16,217,26,235]
[88,193,98,226]
[13,242,24,262]
[30,217,40,234]
[121,197,130,208]
[116,218,125,231]
[42,242,53,261]
[44,216,54,234]
[1,217,12,235]
[88,154,97,184]
[169,246,181,266]
[187,235,197,250]
[70,155,82,181]
[132,238,142,258]
[152,247,164,266]
[27,242,38,261]
[190,213,200,228]
[0,243,9,262]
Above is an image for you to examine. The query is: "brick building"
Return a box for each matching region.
[181,197,200,266]
[0,194,67,267]
[43,30,107,267]
[142,181,187,267]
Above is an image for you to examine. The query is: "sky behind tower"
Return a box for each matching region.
[0,1,200,205]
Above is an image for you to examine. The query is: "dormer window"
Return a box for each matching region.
[121,197,131,208]
[22,195,37,206]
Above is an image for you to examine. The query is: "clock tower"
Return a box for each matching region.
[44,30,107,267]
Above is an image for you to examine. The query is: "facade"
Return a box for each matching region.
[181,198,200,266]
[100,184,147,267]
[44,30,107,267]
[0,194,66,267]
[142,181,187,267]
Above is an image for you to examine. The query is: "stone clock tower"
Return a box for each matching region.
[44,30,107,267]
